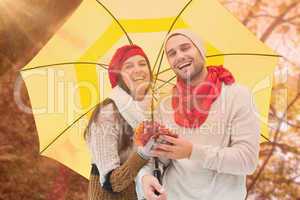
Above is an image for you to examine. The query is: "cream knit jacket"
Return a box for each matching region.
[136,83,260,200]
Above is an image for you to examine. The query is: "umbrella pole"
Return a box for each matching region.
[150,86,162,185]
[153,157,162,184]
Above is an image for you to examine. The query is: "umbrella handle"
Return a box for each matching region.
[153,168,161,184]
[153,157,162,195]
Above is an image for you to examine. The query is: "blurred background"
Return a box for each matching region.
[0,0,299,199]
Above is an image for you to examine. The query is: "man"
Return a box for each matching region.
[135,29,260,200]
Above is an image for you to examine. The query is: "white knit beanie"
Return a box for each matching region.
[164,29,206,61]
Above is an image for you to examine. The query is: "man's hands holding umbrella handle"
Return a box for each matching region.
[136,121,194,160]
[142,175,167,200]
[152,135,193,160]
[135,121,179,160]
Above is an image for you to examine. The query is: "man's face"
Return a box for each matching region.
[165,34,205,81]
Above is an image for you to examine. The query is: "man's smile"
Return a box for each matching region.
[177,61,192,70]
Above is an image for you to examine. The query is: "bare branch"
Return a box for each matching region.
[260,1,299,42]
[260,141,300,154]
[283,14,300,23]
[246,92,300,196]
[243,0,263,26]
[252,14,279,19]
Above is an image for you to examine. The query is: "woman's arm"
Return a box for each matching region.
[88,104,148,193]
[108,152,148,192]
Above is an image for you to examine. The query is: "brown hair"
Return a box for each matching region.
[83,56,152,140]
[83,98,112,140]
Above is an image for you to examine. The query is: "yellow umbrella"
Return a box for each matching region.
[21,0,279,178]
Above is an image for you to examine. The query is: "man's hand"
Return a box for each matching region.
[151,135,193,159]
[142,175,167,200]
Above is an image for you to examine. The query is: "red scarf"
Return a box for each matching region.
[172,65,235,128]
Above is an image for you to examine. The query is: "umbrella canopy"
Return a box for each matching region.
[21,0,279,178]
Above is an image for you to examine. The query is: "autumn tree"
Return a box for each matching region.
[220,0,300,199]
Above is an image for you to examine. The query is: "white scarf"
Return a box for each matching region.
[109,85,152,129]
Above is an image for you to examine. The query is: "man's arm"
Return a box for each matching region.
[135,159,154,199]
[152,86,260,175]
[190,86,260,175]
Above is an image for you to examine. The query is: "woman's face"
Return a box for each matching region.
[120,55,151,99]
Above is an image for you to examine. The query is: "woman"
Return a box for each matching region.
[84,44,155,200]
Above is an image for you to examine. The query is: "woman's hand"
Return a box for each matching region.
[151,135,193,160]
[134,121,160,146]
[137,136,156,160]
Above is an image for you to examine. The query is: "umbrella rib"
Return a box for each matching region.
[207,53,282,58]
[167,0,193,34]
[153,53,165,85]
[152,44,165,74]
[153,0,193,82]
[155,78,176,86]
[40,105,98,154]
[156,67,172,75]
[20,62,108,72]
[153,93,158,102]
[157,53,282,75]
[154,75,177,92]
[95,0,133,45]
[261,134,271,143]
